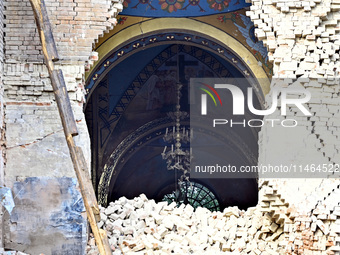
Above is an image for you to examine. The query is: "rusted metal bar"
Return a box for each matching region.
[28,0,112,254]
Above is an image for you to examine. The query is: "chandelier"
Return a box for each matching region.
[161,82,193,184]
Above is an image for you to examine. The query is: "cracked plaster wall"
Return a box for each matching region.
[4,177,87,254]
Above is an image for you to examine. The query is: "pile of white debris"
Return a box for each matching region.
[0,249,29,255]
[86,194,277,255]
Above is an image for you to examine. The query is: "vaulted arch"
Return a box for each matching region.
[85,13,271,210]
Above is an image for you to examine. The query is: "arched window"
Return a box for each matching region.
[162,181,220,212]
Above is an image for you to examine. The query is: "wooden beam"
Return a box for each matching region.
[28,0,112,254]
[51,70,78,136]
[29,0,59,62]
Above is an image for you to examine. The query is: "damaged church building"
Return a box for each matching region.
[0,0,340,254]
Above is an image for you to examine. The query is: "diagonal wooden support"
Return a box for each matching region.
[28,0,112,254]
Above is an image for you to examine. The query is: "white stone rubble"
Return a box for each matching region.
[87,183,340,255]
[86,194,281,255]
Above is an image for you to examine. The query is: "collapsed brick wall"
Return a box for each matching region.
[2,0,123,253]
[0,0,339,253]
[86,189,340,255]
[259,181,340,254]
[247,0,340,253]
[248,0,340,206]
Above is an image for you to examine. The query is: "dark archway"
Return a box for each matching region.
[85,42,263,210]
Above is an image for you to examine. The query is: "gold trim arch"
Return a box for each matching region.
[86,18,271,95]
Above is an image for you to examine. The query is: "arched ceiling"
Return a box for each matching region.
[85,44,261,209]
[84,3,271,210]
[86,15,272,92]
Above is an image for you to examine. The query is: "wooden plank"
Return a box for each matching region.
[29,0,59,62]
[75,146,100,222]
[51,70,78,136]
[67,138,110,254]
[100,229,113,254]
[28,0,112,254]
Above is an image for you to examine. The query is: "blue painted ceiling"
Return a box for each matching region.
[120,0,250,17]
[106,44,244,115]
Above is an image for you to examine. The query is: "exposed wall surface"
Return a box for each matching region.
[4,177,87,254]
[248,0,340,206]
[2,0,123,252]
[0,0,5,248]
[247,0,340,253]
[0,0,339,253]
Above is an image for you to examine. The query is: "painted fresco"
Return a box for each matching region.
[194,12,272,75]
[129,53,217,115]
[93,10,272,80]
[88,44,235,149]
[120,0,250,17]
